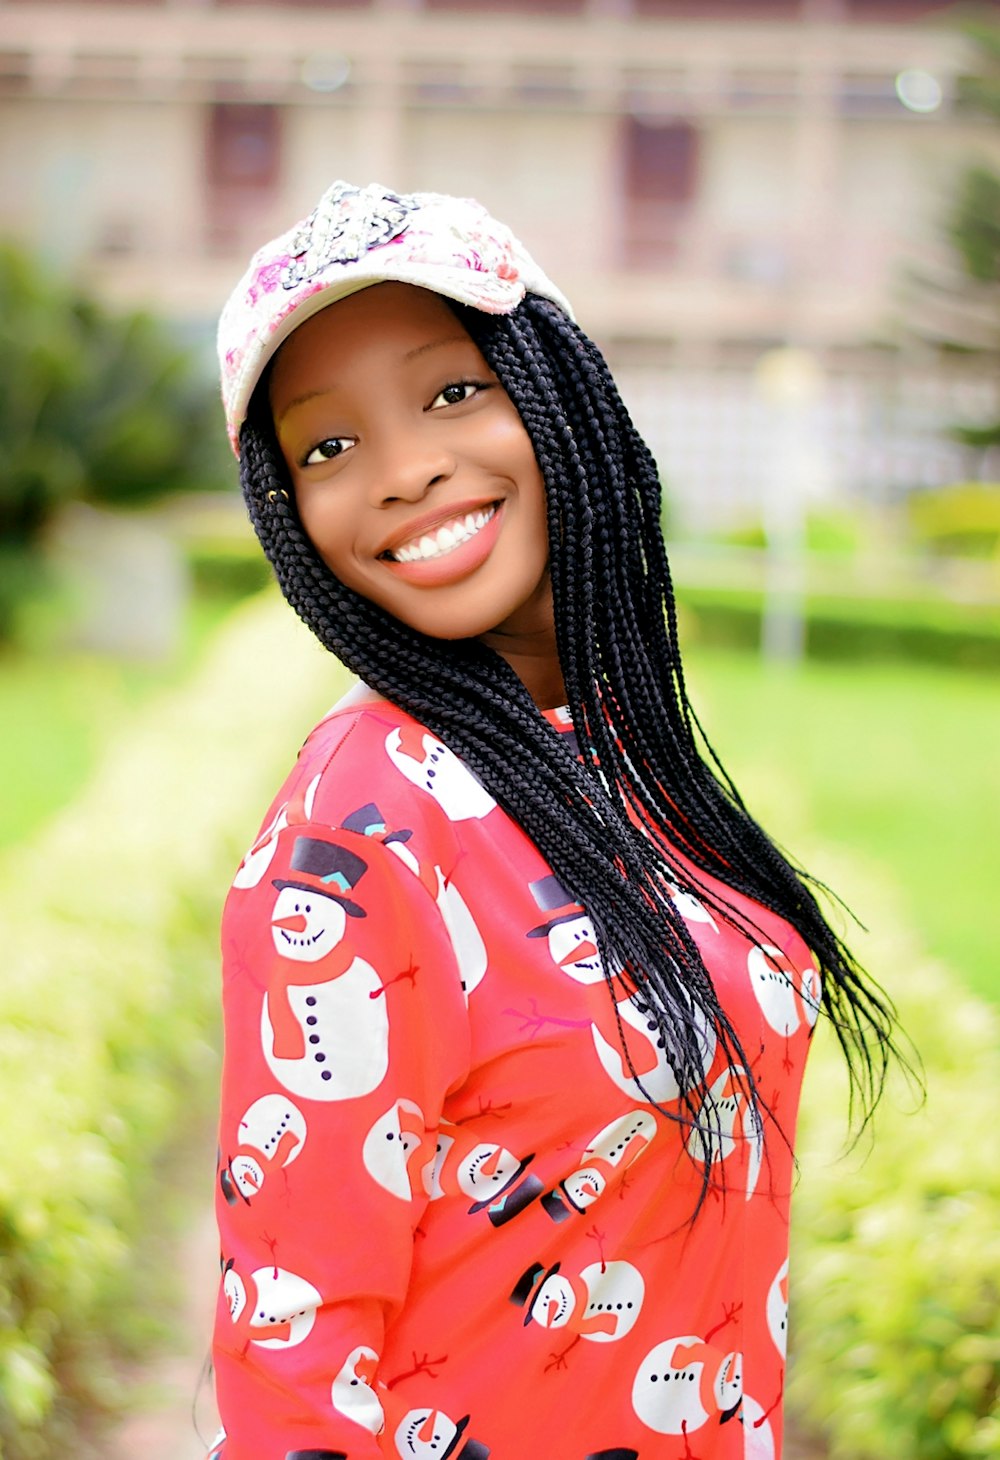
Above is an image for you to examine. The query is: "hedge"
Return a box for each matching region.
[677,583,1000,669]
[788,854,1000,1458]
[0,592,343,1458]
[1,595,996,1456]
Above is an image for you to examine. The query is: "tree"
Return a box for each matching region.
[903,11,1000,464]
[0,245,231,633]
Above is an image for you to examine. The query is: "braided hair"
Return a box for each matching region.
[239,292,900,1194]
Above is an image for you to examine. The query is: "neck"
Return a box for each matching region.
[477,577,565,710]
[492,637,566,710]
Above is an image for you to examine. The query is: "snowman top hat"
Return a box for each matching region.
[525,875,588,938]
[272,834,368,918]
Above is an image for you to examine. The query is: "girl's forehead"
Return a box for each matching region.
[289,281,469,358]
[270,282,480,405]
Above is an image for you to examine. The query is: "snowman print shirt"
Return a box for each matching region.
[211,686,820,1460]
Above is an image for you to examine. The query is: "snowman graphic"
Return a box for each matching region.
[222,1259,321,1351]
[393,1408,491,1459]
[342,802,438,899]
[232,773,323,891]
[632,1335,743,1436]
[262,834,389,1102]
[527,876,717,1105]
[362,1099,437,1201]
[590,992,717,1107]
[527,875,606,985]
[331,1344,383,1435]
[766,1258,789,1358]
[685,1064,764,1199]
[665,876,719,933]
[220,1093,307,1205]
[232,803,289,889]
[747,943,822,1037]
[511,1259,645,1342]
[341,802,488,998]
[385,725,496,822]
[542,1110,659,1221]
[428,1121,542,1226]
[741,1394,777,1460]
[435,867,488,999]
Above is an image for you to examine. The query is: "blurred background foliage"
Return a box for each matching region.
[0,244,230,639]
[0,2,998,1458]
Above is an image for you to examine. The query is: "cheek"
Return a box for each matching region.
[296,490,359,581]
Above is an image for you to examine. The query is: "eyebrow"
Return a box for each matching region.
[275,334,472,426]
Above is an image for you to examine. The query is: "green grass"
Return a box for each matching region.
[3,597,997,1006]
[685,648,1000,1007]
[0,591,243,850]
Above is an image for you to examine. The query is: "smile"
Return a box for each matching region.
[278,929,323,947]
[388,506,497,563]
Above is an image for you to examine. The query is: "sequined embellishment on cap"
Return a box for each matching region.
[281,182,417,290]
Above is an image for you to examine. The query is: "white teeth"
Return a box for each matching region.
[393,506,496,564]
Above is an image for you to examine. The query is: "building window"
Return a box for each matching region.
[205,103,282,251]
[621,116,700,268]
[425,0,584,11]
[844,1,952,14]
[633,1,803,16]
[214,0,371,7]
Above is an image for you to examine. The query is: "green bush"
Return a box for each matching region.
[789,884,1000,1458]
[678,584,1000,668]
[907,483,1000,558]
[717,509,867,556]
[0,595,341,1457]
[0,245,231,639]
[186,538,274,600]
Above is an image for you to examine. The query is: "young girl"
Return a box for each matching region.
[210,180,897,1460]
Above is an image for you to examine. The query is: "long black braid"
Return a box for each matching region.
[239,292,901,1197]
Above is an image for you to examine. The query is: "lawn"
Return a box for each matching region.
[0,592,242,850]
[684,647,1000,1007]
[3,598,996,1007]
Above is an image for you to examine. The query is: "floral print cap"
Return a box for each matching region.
[217,180,575,454]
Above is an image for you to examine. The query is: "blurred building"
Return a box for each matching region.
[1,0,996,526]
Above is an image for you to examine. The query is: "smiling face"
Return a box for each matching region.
[270,884,346,963]
[547,913,604,983]
[269,282,555,659]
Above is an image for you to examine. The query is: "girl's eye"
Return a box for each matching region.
[303,437,354,466]
[430,381,481,410]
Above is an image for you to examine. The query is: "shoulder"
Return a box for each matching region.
[248,684,501,884]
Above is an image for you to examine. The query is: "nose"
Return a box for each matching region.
[273,913,308,933]
[369,424,456,506]
[560,940,597,965]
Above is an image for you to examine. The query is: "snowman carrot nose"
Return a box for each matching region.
[479,1147,503,1177]
[273,912,308,933]
[560,940,597,965]
[418,1411,441,1443]
[355,1354,378,1385]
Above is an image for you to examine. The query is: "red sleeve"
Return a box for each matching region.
[211,813,471,1459]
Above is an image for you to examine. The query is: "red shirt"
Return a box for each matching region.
[211,687,819,1460]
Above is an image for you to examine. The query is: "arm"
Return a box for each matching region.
[212,818,470,1459]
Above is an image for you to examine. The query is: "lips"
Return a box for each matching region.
[378,498,500,562]
[380,500,505,588]
[392,506,497,565]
